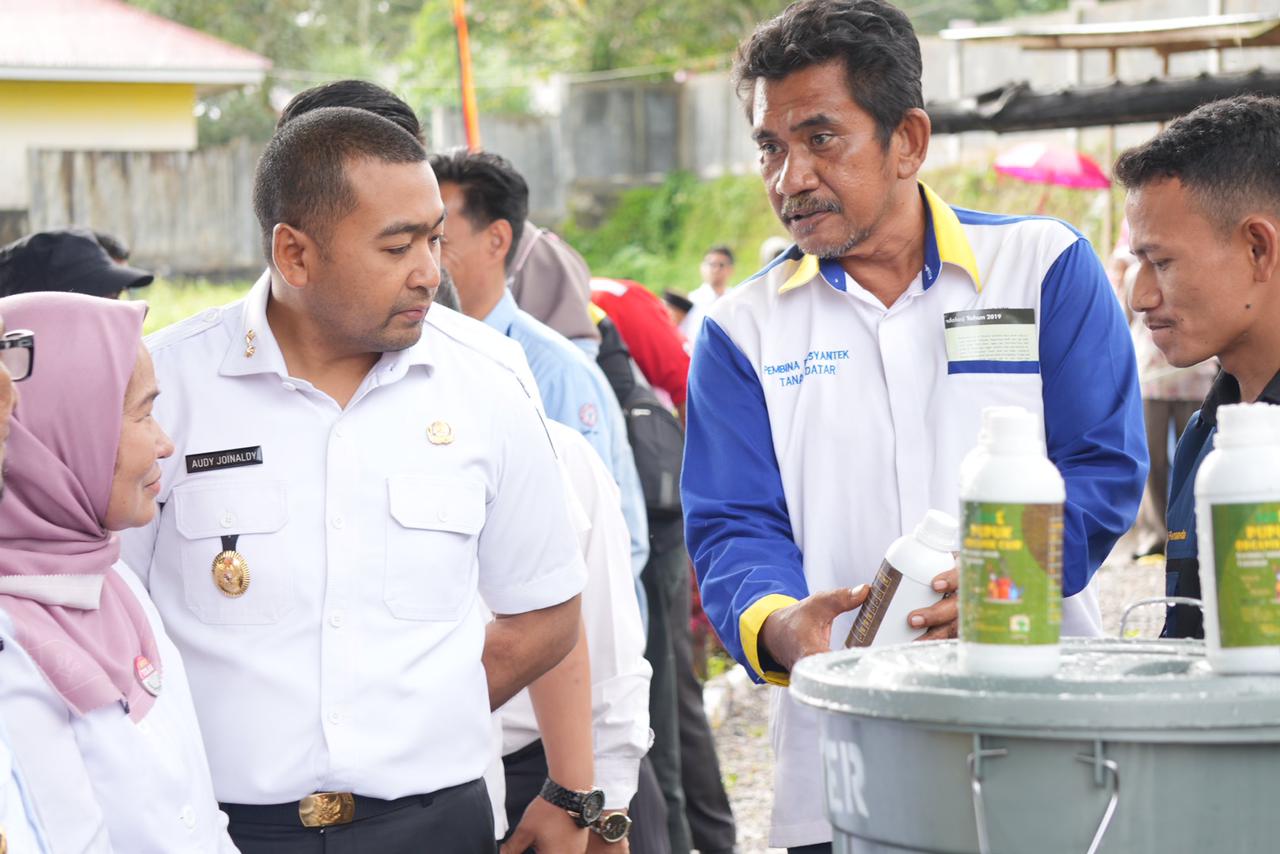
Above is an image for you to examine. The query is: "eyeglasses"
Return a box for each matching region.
[0,329,34,382]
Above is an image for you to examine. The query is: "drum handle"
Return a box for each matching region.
[966,736,1008,854]
[967,735,1120,854]
[1117,596,1203,638]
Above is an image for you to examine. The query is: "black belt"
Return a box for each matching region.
[223,789,446,828]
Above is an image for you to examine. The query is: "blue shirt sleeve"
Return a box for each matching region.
[1039,237,1149,596]
[682,317,808,682]
[539,366,604,455]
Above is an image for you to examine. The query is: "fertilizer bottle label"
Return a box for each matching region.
[1212,502,1280,648]
[960,502,1063,645]
[845,559,903,648]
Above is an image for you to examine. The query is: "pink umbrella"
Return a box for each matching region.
[993,142,1110,214]
[994,142,1111,190]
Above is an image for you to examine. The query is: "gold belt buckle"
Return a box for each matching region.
[299,792,356,827]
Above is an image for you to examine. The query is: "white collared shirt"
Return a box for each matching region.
[0,563,235,853]
[487,421,651,827]
[0,723,47,854]
[680,282,724,344]
[121,276,587,805]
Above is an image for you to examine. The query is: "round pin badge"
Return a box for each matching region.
[579,403,598,429]
[134,654,162,697]
[427,420,455,445]
[212,550,251,597]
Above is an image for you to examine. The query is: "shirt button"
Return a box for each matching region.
[327,711,343,725]
[331,516,345,529]
[437,509,450,523]
[201,309,218,323]
[334,424,346,438]
[329,611,345,628]
[282,381,297,392]
[179,805,197,829]
[220,511,235,529]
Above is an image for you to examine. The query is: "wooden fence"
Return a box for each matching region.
[26,138,264,278]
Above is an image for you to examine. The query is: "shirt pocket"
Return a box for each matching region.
[385,474,486,621]
[172,480,292,625]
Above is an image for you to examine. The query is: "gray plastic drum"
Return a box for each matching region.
[790,638,1280,854]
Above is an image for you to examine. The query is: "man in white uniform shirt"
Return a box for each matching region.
[680,245,735,343]
[491,420,653,854]
[121,107,586,853]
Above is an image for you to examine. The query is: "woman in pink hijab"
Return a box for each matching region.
[0,292,237,852]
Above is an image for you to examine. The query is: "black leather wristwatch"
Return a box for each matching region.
[592,812,633,843]
[538,778,606,828]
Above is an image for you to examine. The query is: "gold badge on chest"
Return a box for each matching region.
[427,420,455,445]
[212,534,250,597]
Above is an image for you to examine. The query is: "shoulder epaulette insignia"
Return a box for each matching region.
[144,305,225,351]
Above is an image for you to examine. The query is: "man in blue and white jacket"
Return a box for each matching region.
[681,2,1148,851]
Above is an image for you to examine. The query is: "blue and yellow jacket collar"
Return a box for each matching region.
[778,182,982,295]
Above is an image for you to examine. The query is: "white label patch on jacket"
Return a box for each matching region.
[944,308,1037,369]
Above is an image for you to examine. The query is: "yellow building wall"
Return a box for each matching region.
[0,81,197,209]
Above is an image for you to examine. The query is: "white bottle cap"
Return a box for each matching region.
[973,405,1024,446]
[913,509,959,553]
[1216,402,1280,448]
[980,406,1044,454]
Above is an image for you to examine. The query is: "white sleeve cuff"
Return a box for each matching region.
[595,756,643,810]
[481,556,587,615]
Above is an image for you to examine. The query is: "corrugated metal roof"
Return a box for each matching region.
[940,12,1280,54]
[0,0,270,86]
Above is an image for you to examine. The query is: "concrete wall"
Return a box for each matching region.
[0,81,197,210]
[428,107,568,225]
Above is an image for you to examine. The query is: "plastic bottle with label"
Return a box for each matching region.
[1196,402,1280,674]
[845,510,958,648]
[958,406,1065,677]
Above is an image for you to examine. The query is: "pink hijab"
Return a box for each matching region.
[0,292,160,722]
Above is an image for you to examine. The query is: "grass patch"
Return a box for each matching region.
[126,277,254,336]
[561,164,1116,297]
[562,171,784,294]
[704,648,736,682]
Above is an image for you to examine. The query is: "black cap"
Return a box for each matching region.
[0,228,153,298]
[661,289,693,314]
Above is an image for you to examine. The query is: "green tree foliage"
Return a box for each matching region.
[568,163,1112,294]
[129,0,423,143]
[904,0,1068,33]
[128,0,1068,140]
[397,0,1070,100]
[396,0,787,115]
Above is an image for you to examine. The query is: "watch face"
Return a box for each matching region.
[581,789,606,824]
[600,813,632,842]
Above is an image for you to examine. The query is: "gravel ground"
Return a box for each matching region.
[710,542,1166,854]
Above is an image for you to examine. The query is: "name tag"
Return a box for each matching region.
[944,308,1039,374]
[185,446,264,474]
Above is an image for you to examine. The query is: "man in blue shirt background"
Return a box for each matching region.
[428,149,650,589]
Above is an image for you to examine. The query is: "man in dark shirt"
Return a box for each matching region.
[1115,94,1280,638]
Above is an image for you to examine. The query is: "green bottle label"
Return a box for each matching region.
[960,502,1063,645]
[1211,502,1280,648]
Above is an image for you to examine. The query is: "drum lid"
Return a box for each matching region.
[791,638,1280,739]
